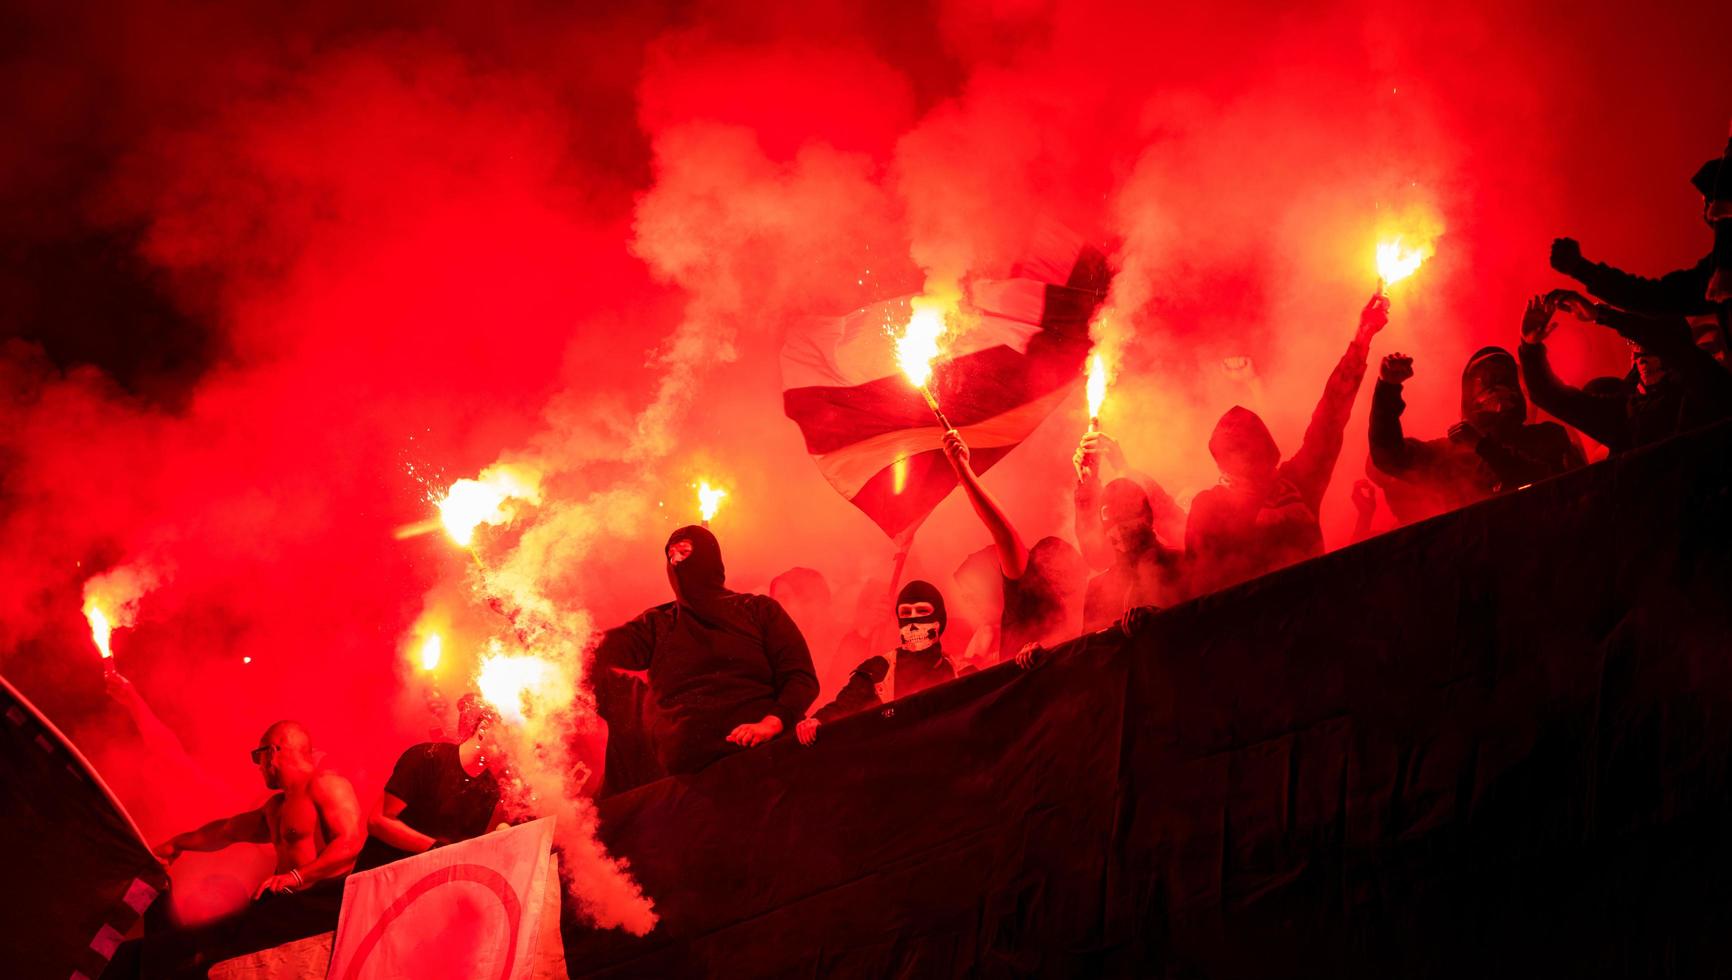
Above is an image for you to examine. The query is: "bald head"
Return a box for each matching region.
[254,720,315,790]
[262,720,312,751]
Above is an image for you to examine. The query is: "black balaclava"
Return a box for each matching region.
[666,525,727,609]
[895,580,946,652]
[1461,347,1527,433]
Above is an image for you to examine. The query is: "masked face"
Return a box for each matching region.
[1469,384,1524,429]
[896,600,940,651]
[667,539,694,565]
[1634,352,1670,388]
[893,581,947,652]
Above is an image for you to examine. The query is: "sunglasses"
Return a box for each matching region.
[250,745,281,765]
[896,602,935,620]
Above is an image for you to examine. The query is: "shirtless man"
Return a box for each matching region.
[155,720,363,898]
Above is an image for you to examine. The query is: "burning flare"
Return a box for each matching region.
[418,633,443,672]
[436,464,542,547]
[1375,238,1433,289]
[476,648,554,724]
[696,480,727,524]
[895,301,949,390]
[1086,353,1109,424]
[84,602,114,661]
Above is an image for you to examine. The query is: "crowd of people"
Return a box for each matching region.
[116,137,1731,975]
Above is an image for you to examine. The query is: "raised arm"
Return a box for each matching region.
[1283,295,1384,509]
[941,429,1029,579]
[1366,352,1443,478]
[1551,238,1716,317]
[155,806,270,862]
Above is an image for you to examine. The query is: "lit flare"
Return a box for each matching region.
[1085,353,1109,428]
[894,296,955,429]
[84,602,114,661]
[1375,238,1434,292]
[696,480,727,525]
[419,633,443,672]
[436,464,542,547]
[475,650,553,724]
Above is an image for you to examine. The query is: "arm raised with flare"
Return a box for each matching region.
[1282,294,1387,511]
[941,429,1029,580]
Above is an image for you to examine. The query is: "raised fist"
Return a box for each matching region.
[1379,353,1414,384]
[1550,237,1583,273]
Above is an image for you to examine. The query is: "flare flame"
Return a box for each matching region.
[696,480,727,523]
[1086,353,1109,420]
[436,464,542,547]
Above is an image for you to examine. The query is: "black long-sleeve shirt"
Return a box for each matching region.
[592,593,818,774]
[1366,379,1582,522]
[810,648,954,725]
[1519,310,1732,453]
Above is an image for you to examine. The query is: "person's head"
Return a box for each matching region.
[1461,347,1527,433]
[1693,157,1721,225]
[455,693,501,745]
[769,567,830,617]
[1692,317,1727,365]
[894,580,947,652]
[665,525,725,605]
[252,721,314,790]
[1021,536,1086,626]
[1631,344,1672,389]
[1208,406,1280,487]
[1099,478,1156,556]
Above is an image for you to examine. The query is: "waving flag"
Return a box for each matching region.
[782,231,1111,538]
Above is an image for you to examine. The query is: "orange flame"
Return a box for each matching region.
[475,649,553,723]
[1375,238,1433,288]
[84,602,114,660]
[1086,353,1109,420]
[436,464,542,547]
[895,297,951,390]
[418,633,443,672]
[695,480,727,523]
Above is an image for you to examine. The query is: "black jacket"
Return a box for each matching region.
[811,647,954,724]
[1519,310,1732,453]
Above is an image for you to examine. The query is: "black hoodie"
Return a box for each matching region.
[810,580,956,724]
[1368,347,1584,523]
[590,526,819,774]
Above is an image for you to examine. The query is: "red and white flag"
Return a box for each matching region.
[327,818,556,980]
[782,230,1111,538]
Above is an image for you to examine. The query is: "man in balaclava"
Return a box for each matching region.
[1522,291,1732,454]
[1185,293,1390,595]
[1078,478,1188,631]
[1367,341,1584,523]
[795,580,956,746]
[1551,149,1730,352]
[588,525,818,775]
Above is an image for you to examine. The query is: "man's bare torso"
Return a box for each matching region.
[264,778,328,873]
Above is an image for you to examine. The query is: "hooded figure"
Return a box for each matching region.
[1367,346,1584,523]
[589,526,818,775]
[1185,294,1388,595]
[801,581,957,741]
[1078,478,1188,630]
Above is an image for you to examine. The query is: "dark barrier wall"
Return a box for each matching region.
[567,422,1732,978]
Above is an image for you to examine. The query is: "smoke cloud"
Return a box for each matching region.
[1,0,1728,932]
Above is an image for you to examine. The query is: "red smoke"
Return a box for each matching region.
[1,0,1728,925]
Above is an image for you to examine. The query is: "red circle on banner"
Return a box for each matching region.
[339,863,524,980]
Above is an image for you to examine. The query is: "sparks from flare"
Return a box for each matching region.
[696,480,727,526]
[895,297,954,430]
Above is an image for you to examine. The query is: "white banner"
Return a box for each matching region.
[327,818,555,980]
